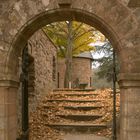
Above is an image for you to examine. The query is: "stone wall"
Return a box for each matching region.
[28,29,57,112]
[17,29,57,136]
[0,0,140,140]
[28,29,57,98]
[57,57,93,88]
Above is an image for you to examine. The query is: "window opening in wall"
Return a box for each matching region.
[53,56,56,81]
[57,72,60,88]
[28,55,35,97]
[90,77,92,87]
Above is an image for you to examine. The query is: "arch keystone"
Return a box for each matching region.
[58,0,72,8]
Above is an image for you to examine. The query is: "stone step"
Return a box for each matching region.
[43,105,102,111]
[57,114,102,121]
[47,99,102,103]
[53,89,96,92]
[51,93,98,96]
[64,105,102,110]
[64,134,109,140]
[47,123,107,133]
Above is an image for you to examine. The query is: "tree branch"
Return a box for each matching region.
[73,29,95,41]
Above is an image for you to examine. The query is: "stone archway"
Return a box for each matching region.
[0,1,140,140]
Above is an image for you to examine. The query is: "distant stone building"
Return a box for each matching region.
[57,52,94,89]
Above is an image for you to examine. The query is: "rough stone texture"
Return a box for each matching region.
[17,29,57,137]
[28,29,57,113]
[57,57,93,88]
[119,0,130,6]
[0,0,139,76]
[0,0,140,140]
[0,86,18,140]
[29,29,57,96]
[128,0,140,7]
[120,88,140,140]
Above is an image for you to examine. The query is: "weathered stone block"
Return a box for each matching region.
[0,105,5,117]
[116,15,138,38]
[0,117,5,129]
[128,0,140,7]
[104,3,129,26]
[0,129,4,140]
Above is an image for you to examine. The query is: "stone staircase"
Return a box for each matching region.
[43,89,108,134]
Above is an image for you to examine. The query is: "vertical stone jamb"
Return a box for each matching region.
[118,73,140,140]
[0,80,19,140]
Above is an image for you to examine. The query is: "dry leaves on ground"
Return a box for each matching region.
[29,88,120,139]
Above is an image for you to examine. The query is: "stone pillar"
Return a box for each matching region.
[0,80,19,140]
[119,73,140,140]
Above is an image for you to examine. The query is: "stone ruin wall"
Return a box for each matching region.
[28,29,57,102]
[17,29,57,135]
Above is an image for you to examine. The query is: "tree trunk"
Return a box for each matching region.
[64,21,73,88]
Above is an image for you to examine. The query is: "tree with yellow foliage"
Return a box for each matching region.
[43,21,105,88]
